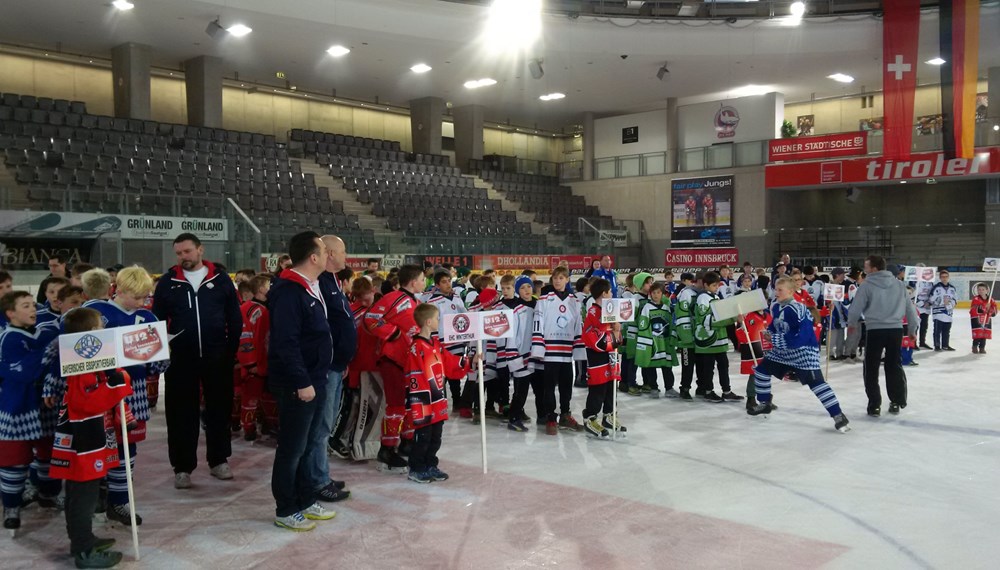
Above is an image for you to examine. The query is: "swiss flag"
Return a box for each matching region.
[882,0,920,160]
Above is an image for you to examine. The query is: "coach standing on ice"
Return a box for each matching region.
[154,233,243,489]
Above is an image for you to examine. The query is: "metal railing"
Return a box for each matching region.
[467,157,561,178]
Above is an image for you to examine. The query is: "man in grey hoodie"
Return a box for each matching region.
[847,255,919,417]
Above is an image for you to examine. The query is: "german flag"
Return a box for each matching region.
[939,0,980,159]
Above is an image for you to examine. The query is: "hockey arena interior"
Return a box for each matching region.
[1,0,1000,568]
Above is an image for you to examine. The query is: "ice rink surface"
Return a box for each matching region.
[6,310,999,569]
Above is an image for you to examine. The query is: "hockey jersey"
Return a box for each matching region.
[34,307,63,326]
[914,281,934,316]
[428,292,468,356]
[50,369,132,482]
[930,282,958,322]
[766,300,821,370]
[634,299,675,368]
[348,302,378,390]
[531,290,585,363]
[970,292,997,340]
[623,292,648,358]
[405,335,469,428]
[500,299,537,379]
[736,311,772,375]
[674,286,699,349]
[581,303,621,386]
[238,299,270,377]
[365,290,420,368]
[0,322,60,441]
[693,291,734,354]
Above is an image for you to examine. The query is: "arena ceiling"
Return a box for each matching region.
[0,0,997,132]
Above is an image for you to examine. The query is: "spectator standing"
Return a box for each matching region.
[591,255,619,298]
[152,233,242,489]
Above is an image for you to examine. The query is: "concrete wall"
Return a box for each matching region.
[569,165,768,266]
[482,128,561,163]
[593,109,668,159]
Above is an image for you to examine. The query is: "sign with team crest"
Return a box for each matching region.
[600,299,636,323]
[441,310,515,343]
[59,321,170,376]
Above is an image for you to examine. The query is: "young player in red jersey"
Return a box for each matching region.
[580,279,625,439]
[970,282,997,354]
[236,275,272,441]
[736,309,773,411]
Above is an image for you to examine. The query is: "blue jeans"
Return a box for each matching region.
[307,370,344,490]
[271,390,319,517]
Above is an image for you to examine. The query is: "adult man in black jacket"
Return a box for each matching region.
[153,233,243,489]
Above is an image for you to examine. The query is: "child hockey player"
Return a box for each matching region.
[931,270,958,351]
[237,275,272,441]
[82,267,169,527]
[35,277,69,321]
[580,279,625,439]
[623,272,654,396]
[50,308,131,569]
[970,283,997,354]
[736,308,773,411]
[573,277,592,388]
[693,272,743,403]
[427,270,471,414]
[634,282,677,398]
[747,277,851,433]
[404,303,475,483]
[531,266,585,435]
[827,268,849,360]
[673,272,700,400]
[503,276,542,432]
[490,275,520,418]
[0,291,61,532]
[328,276,378,459]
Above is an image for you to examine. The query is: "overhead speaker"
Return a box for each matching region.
[657,64,669,81]
[205,19,225,40]
[846,187,861,203]
[528,59,544,80]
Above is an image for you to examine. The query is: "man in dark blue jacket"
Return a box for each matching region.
[153,233,242,489]
[591,255,619,298]
[307,234,357,503]
[268,231,336,531]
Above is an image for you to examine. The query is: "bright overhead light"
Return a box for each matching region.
[410,63,432,74]
[926,57,946,65]
[485,0,541,53]
[326,45,351,57]
[790,1,806,17]
[731,84,771,97]
[112,0,135,10]
[539,93,565,101]
[464,78,497,89]
[226,23,252,37]
[994,124,1000,132]
[828,73,854,83]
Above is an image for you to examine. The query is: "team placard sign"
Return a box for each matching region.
[600,299,636,323]
[824,283,845,303]
[984,258,999,272]
[59,321,170,376]
[440,310,515,343]
[904,266,938,283]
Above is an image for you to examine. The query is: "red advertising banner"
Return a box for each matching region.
[768,132,868,162]
[549,255,606,271]
[765,147,999,189]
[475,255,608,272]
[664,248,739,267]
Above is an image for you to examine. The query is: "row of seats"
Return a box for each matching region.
[233,193,344,217]
[320,154,462,178]
[394,216,525,238]
[1,93,87,113]
[291,128,402,151]
[293,127,450,167]
[1,130,287,162]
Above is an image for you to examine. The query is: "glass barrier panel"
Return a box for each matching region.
[707,145,733,169]
[619,155,641,178]
[643,153,666,175]
[595,158,616,179]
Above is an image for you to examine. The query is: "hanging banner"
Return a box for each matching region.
[882,0,921,160]
[768,132,867,162]
[939,0,980,159]
[0,211,228,241]
[670,175,733,247]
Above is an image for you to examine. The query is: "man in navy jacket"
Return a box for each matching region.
[268,231,336,531]
[153,233,242,489]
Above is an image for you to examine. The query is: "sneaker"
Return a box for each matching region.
[484,407,502,419]
[507,419,529,432]
[640,384,654,394]
[919,343,932,350]
[302,502,336,521]
[663,388,679,399]
[602,413,627,435]
[834,413,851,433]
[407,469,433,484]
[583,416,609,439]
[746,401,774,416]
[458,408,473,419]
[934,347,942,352]
[74,548,123,569]
[982,349,988,354]
[701,392,724,403]
[209,463,233,480]
[944,346,956,351]
[244,429,257,442]
[3,506,20,530]
[274,512,316,532]
[905,361,919,367]
[106,503,142,526]
[888,403,901,415]
[627,386,642,396]
[174,472,192,489]
[316,482,351,503]
[868,407,881,418]
[721,391,745,402]
[545,420,558,436]
[471,413,481,425]
[428,466,450,481]
[520,411,531,422]
[376,446,408,473]
[679,390,693,401]
[647,389,661,399]
[558,413,583,431]
[93,537,116,552]
[972,347,980,354]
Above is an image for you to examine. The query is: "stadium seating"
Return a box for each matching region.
[480,169,611,236]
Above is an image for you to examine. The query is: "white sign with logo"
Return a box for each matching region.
[600,299,636,323]
[599,230,628,246]
[984,257,1000,272]
[678,92,784,149]
[59,321,170,376]
[0,211,228,241]
[711,288,768,321]
[441,310,515,343]
[904,266,938,283]
[824,283,846,303]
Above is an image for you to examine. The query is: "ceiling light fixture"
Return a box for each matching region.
[205,18,251,39]
[464,78,497,89]
[485,0,541,53]
[226,23,252,37]
[411,63,432,73]
[790,1,806,18]
[112,0,135,10]
[327,45,351,57]
[926,57,946,65]
[827,73,854,83]
[539,93,565,101]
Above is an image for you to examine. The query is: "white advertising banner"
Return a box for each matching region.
[0,210,227,241]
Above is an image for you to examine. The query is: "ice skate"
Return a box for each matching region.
[74,547,123,569]
[602,413,627,437]
[746,401,774,417]
[376,446,408,474]
[106,503,142,527]
[584,416,609,439]
[662,388,679,398]
[834,413,851,433]
[3,507,19,536]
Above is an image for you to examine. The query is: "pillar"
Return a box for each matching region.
[111,43,151,120]
[666,97,679,173]
[989,67,1000,120]
[409,96,445,156]
[582,111,595,181]
[453,105,484,173]
[184,56,224,128]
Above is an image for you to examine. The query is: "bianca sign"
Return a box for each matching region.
[440,310,515,343]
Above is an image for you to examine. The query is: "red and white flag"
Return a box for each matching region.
[882,0,921,160]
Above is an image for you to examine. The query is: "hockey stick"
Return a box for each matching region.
[476,338,488,474]
[118,400,140,560]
